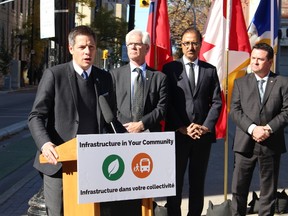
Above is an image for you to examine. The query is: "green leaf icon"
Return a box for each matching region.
[102,155,125,181]
[108,159,119,177]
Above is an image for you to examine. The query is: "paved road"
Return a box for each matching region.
[0,87,36,130]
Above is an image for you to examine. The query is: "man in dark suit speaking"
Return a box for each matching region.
[28,26,113,216]
[162,27,222,216]
[230,43,288,215]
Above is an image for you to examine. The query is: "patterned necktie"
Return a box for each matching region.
[81,71,88,80]
[132,68,144,122]
[188,62,195,92]
[258,79,265,103]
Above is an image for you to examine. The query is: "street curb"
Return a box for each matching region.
[0,120,28,140]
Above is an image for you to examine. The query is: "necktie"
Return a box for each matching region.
[258,79,265,103]
[81,71,88,80]
[188,62,195,92]
[132,68,144,121]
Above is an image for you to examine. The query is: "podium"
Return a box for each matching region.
[39,138,153,216]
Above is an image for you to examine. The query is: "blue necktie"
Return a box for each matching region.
[258,79,265,103]
[81,71,88,80]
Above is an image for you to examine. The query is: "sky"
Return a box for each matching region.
[132,1,150,31]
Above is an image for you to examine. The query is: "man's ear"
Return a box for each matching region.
[68,45,74,55]
[145,44,150,53]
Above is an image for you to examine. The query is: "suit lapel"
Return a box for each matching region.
[124,64,132,110]
[91,67,102,133]
[194,61,205,97]
[67,62,79,111]
[179,58,193,97]
[262,73,276,107]
[144,69,153,104]
[248,74,262,107]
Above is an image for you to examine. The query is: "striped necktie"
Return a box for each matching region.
[258,79,265,103]
[81,71,88,80]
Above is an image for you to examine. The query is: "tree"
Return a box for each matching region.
[91,7,128,66]
[0,28,13,76]
[168,0,211,58]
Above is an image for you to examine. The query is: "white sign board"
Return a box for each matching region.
[77,132,175,204]
[40,0,55,39]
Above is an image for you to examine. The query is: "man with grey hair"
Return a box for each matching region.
[111,29,168,133]
[103,29,168,215]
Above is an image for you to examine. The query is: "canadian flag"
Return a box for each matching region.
[199,0,251,139]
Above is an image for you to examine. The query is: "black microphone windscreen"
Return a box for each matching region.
[99,95,114,124]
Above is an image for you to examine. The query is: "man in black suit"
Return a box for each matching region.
[230,43,288,215]
[28,26,113,216]
[105,29,168,215]
[162,27,222,216]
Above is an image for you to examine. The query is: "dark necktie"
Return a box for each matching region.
[132,68,144,122]
[81,71,88,80]
[258,79,265,103]
[188,62,195,92]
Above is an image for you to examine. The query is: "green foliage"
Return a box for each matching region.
[0,29,13,76]
[168,0,210,58]
[19,0,48,71]
[91,7,128,64]
[92,8,127,48]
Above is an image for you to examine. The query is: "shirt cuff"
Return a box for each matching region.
[266,124,273,133]
[248,124,257,135]
[41,142,51,152]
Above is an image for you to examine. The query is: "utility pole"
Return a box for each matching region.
[128,0,135,32]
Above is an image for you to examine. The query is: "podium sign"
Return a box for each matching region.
[77,132,175,204]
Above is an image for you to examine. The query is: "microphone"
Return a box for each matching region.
[99,95,127,133]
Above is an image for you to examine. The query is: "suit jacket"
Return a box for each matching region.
[28,61,114,175]
[230,72,288,155]
[162,58,222,143]
[110,64,168,132]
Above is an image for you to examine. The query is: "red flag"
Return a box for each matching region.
[146,0,173,71]
[199,0,251,139]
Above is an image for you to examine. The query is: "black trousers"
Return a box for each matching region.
[100,199,142,216]
[167,132,212,216]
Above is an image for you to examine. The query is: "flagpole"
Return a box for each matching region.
[223,0,232,201]
[154,44,158,69]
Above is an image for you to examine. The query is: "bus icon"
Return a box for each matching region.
[140,158,151,173]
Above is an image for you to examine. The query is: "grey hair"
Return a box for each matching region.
[125,29,151,46]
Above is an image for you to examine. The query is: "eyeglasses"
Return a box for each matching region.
[181,41,200,48]
[126,43,144,48]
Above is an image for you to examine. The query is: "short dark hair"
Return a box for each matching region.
[68,25,96,46]
[181,27,202,43]
[252,43,274,60]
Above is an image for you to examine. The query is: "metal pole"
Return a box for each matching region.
[128,0,136,32]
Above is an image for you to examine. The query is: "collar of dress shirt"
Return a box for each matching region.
[183,56,199,66]
[254,72,270,82]
[130,62,147,74]
[72,60,92,77]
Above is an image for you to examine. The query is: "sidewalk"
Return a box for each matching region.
[0,121,288,215]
